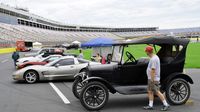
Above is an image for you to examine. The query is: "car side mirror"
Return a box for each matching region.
[55,64,60,68]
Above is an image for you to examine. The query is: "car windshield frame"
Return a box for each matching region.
[111,37,190,65]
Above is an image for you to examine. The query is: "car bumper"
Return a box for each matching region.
[16,62,23,66]
[12,73,24,80]
[16,65,23,69]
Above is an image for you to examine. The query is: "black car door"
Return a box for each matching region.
[119,63,148,85]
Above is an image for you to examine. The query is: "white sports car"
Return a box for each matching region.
[16,53,47,66]
[13,56,100,83]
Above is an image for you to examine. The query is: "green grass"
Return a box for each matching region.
[66,49,92,60]
[67,43,200,68]
[185,43,200,68]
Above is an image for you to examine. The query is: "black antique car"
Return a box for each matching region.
[72,36,193,111]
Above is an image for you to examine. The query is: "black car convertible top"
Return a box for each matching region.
[114,36,190,46]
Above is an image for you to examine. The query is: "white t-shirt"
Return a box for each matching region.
[78,53,84,59]
[146,55,160,81]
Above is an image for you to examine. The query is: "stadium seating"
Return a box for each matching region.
[1,22,199,48]
[113,31,159,37]
[0,23,121,47]
[159,27,200,35]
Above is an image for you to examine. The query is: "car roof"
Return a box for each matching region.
[59,56,75,59]
[114,36,190,46]
[47,54,62,57]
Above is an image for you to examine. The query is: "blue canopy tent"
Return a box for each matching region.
[81,37,115,60]
[81,37,114,47]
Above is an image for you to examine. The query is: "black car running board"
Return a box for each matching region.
[114,85,147,95]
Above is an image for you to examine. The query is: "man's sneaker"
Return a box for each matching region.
[161,105,170,111]
[143,105,154,110]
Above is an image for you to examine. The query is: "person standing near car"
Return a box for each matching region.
[143,46,170,111]
[78,49,84,59]
[95,53,102,63]
[12,50,20,67]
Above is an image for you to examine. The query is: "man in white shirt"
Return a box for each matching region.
[143,46,170,111]
[78,49,84,59]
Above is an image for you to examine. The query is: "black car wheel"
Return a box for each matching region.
[80,81,109,111]
[24,70,38,84]
[72,77,84,99]
[166,78,190,105]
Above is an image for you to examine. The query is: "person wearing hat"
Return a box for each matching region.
[143,45,170,111]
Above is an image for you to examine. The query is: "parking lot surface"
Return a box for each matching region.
[0,53,200,112]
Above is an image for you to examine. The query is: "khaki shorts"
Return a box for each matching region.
[147,80,160,93]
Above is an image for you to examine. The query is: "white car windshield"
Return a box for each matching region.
[77,58,89,63]
[45,58,60,66]
[42,56,61,62]
[35,53,44,58]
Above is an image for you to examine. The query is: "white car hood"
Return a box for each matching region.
[14,65,48,75]
[18,57,41,63]
[24,53,38,57]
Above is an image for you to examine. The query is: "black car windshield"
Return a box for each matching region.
[112,44,162,64]
[111,45,124,63]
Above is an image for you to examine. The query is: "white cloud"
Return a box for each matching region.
[1,0,200,29]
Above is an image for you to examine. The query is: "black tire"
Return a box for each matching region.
[24,70,39,84]
[72,69,87,99]
[80,81,109,111]
[72,77,83,99]
[166,78,190,105]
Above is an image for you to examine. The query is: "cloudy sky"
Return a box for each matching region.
[1,0,200,29]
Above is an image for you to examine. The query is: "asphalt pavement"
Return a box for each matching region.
[0,53,200,112]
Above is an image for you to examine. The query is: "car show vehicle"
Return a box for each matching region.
[13,56,100,84]
[17,55,62,69]
[73,36,193,111]
[16,40,32,52]
[16,52,77,66]
[24,48,64,57]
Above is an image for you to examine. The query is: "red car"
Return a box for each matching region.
[17,55,62,69]
[17,61,48,69]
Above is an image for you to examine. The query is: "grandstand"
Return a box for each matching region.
[0,3,199,48]
[159,27,200,38]
[0,4,159,48]
[0,22,121,46]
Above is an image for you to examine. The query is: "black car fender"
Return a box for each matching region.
[74,72,87,80]
[74,72,83,79]
[161,72,194,90]
[82,77,116,94]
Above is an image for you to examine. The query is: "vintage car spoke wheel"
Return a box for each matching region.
[72,77,85,99]
[166,78,190,105]
[24,71,38,84]
[80,81,109,111]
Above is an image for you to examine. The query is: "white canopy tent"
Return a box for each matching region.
[72,41,81,47]
[32,42,42,51]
